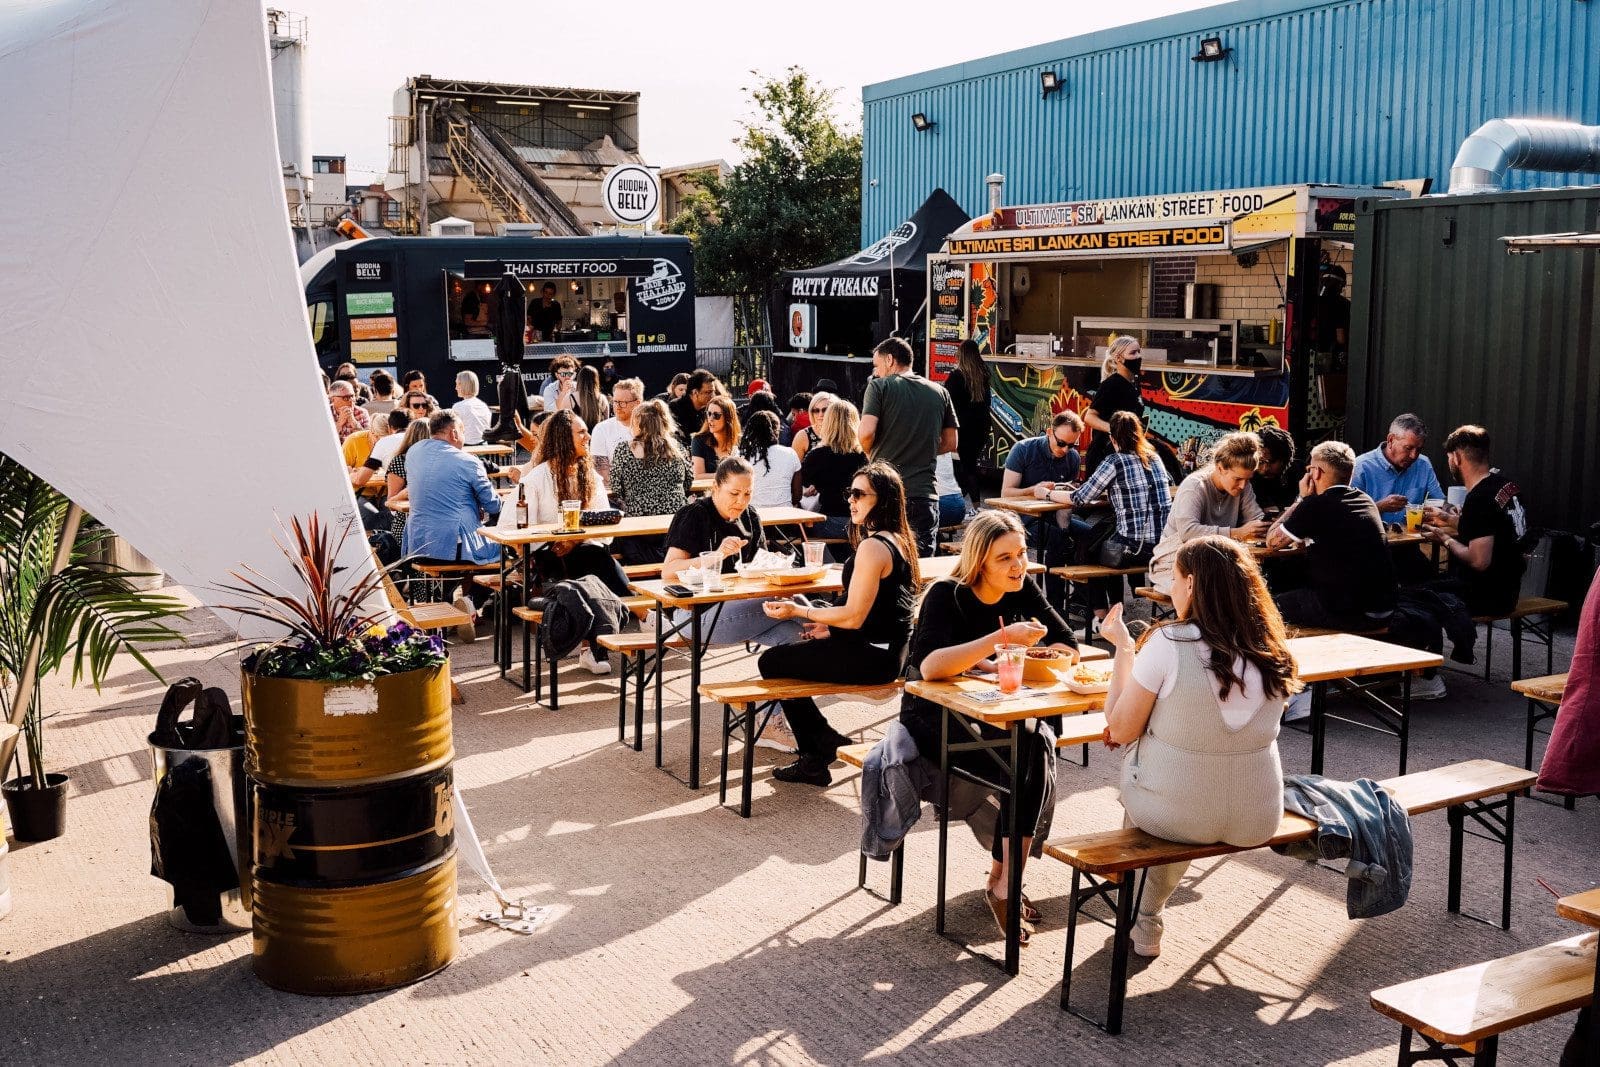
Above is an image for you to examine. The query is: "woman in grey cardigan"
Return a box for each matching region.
[1099,536,1302,957]
[1147,431,1270,591]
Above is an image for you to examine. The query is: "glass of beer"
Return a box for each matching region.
[1404,503,1424,532]
[560,499,581,532]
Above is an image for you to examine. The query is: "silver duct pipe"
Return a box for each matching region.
[986,172,1005,213]
[1449,117,1600,194]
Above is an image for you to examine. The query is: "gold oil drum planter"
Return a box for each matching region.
[241,663,457,994]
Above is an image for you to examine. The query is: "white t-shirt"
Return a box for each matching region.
[1130,626,1270,729]
[750,445,802,508]
[934,451,961,497]
[452,397,493,445]
[590,417,632,471]
[367,432,404,476]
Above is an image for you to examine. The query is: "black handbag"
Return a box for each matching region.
[580,508,623,527]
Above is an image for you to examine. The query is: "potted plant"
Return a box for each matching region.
[0,454,187,841]
[224,514,456,994]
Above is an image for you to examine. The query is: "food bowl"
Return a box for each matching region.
[1021,647,1070,684]
[1063,661,1115,694]
[766,565,829,587]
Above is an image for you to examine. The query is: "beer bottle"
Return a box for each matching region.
[515,484,529,529]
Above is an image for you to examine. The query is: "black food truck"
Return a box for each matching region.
[301,234,696,405]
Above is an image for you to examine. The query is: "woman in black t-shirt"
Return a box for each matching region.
[800,400,867,542]
[900,509,1078,944]
[661,456,800,648]
[691,396,741,477]
[757,462,921,786]
[1083,336,1145,477]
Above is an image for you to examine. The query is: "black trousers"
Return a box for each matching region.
[1275,587,1389,632]
[904,708,1049,861]
[757,637,902,759]
[906,497,940,557]
[535,543,631,598]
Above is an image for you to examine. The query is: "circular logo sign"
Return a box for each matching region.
[634,259,686,311]
[602,164,660,226]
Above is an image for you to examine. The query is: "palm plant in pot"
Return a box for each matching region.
[0,454,188,841]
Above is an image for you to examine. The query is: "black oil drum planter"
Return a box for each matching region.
[242,663,456,994]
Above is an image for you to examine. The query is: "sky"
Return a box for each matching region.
[287,0,1218,185]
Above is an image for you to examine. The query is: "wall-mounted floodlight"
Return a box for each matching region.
[1040,71,1062,97]
[1193,36,1231,62]
[911,112,935,132]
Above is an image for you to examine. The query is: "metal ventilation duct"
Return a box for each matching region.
[1448,118,1600,194]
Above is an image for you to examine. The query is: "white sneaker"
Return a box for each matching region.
[755,713,798,753]
[1283,690,1312,723]
[451,595,477,643]
[1410,674,1447,701]
[1130,913,1163,958]
[577,646,611,676]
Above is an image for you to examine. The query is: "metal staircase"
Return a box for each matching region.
[437,104,586,236]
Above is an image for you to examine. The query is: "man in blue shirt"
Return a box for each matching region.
[1351,412,1445,524]
[402,411,503,635]
[1000,410,1084,609]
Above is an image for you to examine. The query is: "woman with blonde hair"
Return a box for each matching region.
[1084,334,1145,476]
[1100,535,1301,957]
[691,395,740,477]
[800,399,866,543]
[897,510,1078,944]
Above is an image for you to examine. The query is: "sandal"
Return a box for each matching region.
[984,889,1033,946]
[1019,892,1042,925]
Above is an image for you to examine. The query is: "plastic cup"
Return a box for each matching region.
[698,550,723,592]
[995,643,1026,695]
[803,541,825,569]
[1447,485,1468,510]
[560,499,581,532]
[1404,503,1424,531]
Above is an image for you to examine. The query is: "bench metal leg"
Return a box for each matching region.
[524,615,535,695]
[718,702,734,808]
[1482,621,1493,682]
[634,648,647,753]
[1446,794,1516,930]
[717,701,760,818]
[1309,682,1328,775]
[1398,671,1411,775]
[1396,1026,1497,1066]
[617,654,630,743]
[856,846,905,905]
[653,610,665,768]
[1059,868,1140,1034]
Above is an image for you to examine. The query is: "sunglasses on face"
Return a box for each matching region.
[845,488,875,502]
[1050,435,1073,449]
[706,412,724,421]
[810,406,828,414]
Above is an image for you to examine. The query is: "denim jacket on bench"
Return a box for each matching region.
[1278,774,1413,919]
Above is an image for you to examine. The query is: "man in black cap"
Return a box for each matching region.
[1315,262,1350,357]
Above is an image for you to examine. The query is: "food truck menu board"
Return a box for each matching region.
[343,256,398,365]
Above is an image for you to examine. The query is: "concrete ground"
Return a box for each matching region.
[2,586,1594,1066]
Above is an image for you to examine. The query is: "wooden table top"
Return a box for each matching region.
[1287,632,1442,682]
[983,496,1072,517]
[904,676,1105,725]
[1557,887,1600,929]
[1510,673,1569,704]
[691,477,713,494]
[481,505,823,546]
[464,443,514,457]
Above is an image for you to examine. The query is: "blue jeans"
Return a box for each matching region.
[938,493,967,528]
[670,599,803,647]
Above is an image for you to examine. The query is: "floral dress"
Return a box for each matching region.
[609,442,693,517]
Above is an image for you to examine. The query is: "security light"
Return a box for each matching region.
[1040,71,1062,97]
[1193,36,1231,62]
[911,112,934,132]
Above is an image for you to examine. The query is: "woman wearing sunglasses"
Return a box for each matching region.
[758,462,920,785]
[791,392,832,462]
[691,395,741,478]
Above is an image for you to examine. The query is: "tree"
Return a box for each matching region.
[666,67,861,299]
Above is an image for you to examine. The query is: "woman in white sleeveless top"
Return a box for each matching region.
[1100,535,1303,957]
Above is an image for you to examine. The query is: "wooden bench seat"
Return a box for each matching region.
[1048,758,1537,1035]
[699,679,904,817]
[509,595,657,706]
[1470,595,1568,681]
[597,630,689,751]
[1370,933,1597,1065]
[1510,672,1573,806]
[1286,623,1390,639]
[377,566,467,705]
[411,560,498,578]
[621,562,663,580]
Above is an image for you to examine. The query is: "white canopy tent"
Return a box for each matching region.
[0,0,381,637]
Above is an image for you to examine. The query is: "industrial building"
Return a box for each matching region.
[860,0,1600,242]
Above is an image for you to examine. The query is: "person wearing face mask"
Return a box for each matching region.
[1082,335,1146,477]
[1147,432,1269,593]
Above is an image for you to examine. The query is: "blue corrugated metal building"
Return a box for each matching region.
[861,0,1600,241]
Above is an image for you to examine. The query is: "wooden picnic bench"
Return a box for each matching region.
[597,629,688,751]
[1046,758,1537,1034]
[836,713,1111,904]
[511,595,655,706]
[1509,671,1574,810]
[1370,932,1596,1065]
[377,565,468,705]
[1472,595,1567,681]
